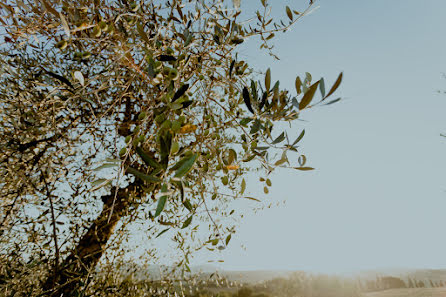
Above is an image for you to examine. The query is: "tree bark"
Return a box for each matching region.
[42,97,147,296]
[43,181,147,296]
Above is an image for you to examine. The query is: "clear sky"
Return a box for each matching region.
[196,0,446,273]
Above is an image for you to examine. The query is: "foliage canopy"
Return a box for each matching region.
[0,0,341,295]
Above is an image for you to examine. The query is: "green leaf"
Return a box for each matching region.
[229,60,235,78]
[274,151,288,166]
[155,193,167,217]
[172,84,189,102]
[240,118,252,126]
[91,178,108,186]
[172,178,185,201]
[174,153,198,178]
[158,55,176,62]
[324,72,343,99]
[305,72,312,83]
[181,216,193,229]
[291,97,299,109]
[274,158,287,166]
[156,228,169,238]
[286,6,293,20]
[250,119,261,134]
[126,167,162,183]
[265,68,271,91]
[295,77,302,95]
[89,179,112,192]
[294,167,315,171]
[225,234,232,246]
[299,81,320,110]
[170,102,183,110]
[137,22,150,43]
[251,80,258,102]
[272,81,280,105]
[228,149,237,164]
[171,153,190,170]
[181,100,194,109]
[243,196,261,202]
[160,131,172,166]
[42,68,64,84]
[147,63,155,78]
[242,155,256,162]
[184,33,193,47]
[319,77,326,98]
[241,178,246,195]
[183,199,193,212]
[242,86,254,114]
[292,129,305,146]
[271,132,285,145]
[259,92,267,111]
[136,147,161,168]
[302,81,308,94]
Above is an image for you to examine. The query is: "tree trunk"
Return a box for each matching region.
[42,97,145,296]
[43,181,146,296]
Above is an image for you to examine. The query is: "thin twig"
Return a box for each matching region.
[41,169,60,285]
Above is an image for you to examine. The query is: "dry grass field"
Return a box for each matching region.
[365,288,446,297]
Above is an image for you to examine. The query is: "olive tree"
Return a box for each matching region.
[0,0,342,295]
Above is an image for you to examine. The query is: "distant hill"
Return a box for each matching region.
[111,263,446,286]
[365,288,446,297]
[215,270,297,284]
[112,263,299,283]
[354,268,446,283]
[212,268,446,284]
[405,269,446,282]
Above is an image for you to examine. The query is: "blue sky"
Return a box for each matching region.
[198,0,446,273]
